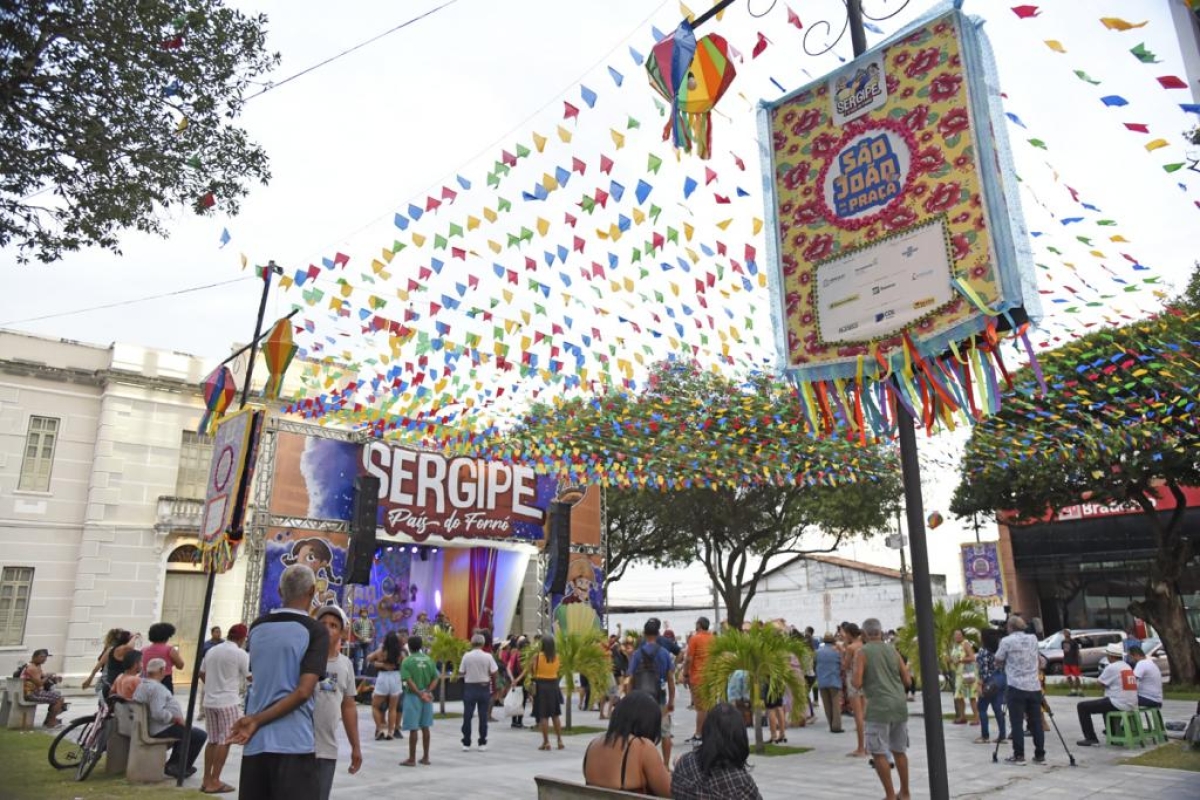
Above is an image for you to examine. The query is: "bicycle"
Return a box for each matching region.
[48,693,114,780]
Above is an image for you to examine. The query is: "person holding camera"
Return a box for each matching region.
[19,648,66,728]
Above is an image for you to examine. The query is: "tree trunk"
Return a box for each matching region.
[1130,582,1200,686]
[439,666,447,715]
[564,672,575,730]
[750,682,765,754]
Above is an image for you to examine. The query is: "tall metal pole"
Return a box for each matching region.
[176,260,281,786]
[842,2,948,796]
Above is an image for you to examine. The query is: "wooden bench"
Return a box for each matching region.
[535,775,652,799]
[114,701,178,782]
[0,677,39,729]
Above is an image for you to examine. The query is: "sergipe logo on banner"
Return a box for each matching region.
[830,53,887,126]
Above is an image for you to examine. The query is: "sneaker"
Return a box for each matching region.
[1032,755,1046,765]
[462,744,472,752]
[479,745,488,752]
[1004,755,1026,765]
[973,736,990,744]
[1077,739,1098,747]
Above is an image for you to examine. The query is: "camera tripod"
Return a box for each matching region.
[991,696,1076,766]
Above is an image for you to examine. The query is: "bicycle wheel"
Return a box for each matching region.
[76,719,109,782]
[48,715,93,770]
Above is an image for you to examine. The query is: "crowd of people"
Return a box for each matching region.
[15,569,1182,800]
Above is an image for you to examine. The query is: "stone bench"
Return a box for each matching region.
[112,700,177,782]
[0,677,39,729]
[535,775,653,799]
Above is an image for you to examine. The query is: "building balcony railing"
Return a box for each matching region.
[155,495,204,533]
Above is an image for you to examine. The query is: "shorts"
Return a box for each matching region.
[955,677,977,700]
[26,688,61,704]
[316,758,336,800]
[660,706,673,739]
[203,705,242,746]
[402,692,433,731]
[240,752,319,800]
[865,720,909,755]
[1063,664,1082,678]
[373,670,402,697]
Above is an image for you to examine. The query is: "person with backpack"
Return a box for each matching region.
[624,619,676,766]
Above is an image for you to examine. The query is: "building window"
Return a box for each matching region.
[18,416,59,492]
[175,431,213,499]
[0,567,34,646]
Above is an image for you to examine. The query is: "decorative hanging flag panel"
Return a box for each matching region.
[760,8,1039,435]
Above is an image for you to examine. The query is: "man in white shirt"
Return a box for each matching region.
[199,623,250,793]
[994,615,1046,765]
[1130,646,1163,709]
[313,605,362,800]
[132,658,208,780]
[458,634,498,751]
[1076,642,1138,746]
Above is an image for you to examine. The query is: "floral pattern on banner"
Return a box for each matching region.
[770,14,999,369]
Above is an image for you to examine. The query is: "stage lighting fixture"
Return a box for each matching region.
[431,547,439,554]
[386,546,393,552]
[411,546,418,554]
[418,547,429,562]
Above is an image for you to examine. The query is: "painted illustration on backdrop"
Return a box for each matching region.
[260,527,349,613]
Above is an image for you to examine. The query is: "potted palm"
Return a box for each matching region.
[429,628,469,715]
[696,623,808,754]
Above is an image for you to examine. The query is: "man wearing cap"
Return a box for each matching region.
[459,633,498,752]
[1076,642,1138,746]
[199,623,249,793]
[313,605,362,800]
[230,564,329,799]
[19,648,65,728]
[134,657,208,780]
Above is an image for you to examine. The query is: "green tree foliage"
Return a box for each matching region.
[1,0,278,262]
[517,360,901,627]
[951,296,1200,684]
[520,629,610,730]
[695,624,808,754]
[893,599,989,690]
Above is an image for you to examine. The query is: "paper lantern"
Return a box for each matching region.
[646,21,736,159]
[927,511,944,529]
[199,365,236,434]
[262,316,298,400]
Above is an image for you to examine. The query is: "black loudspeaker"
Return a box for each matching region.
[345,475,380,585]
[546,501,572,594]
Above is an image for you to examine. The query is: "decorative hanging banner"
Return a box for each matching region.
[198,408,264,573]
[646,20,737,159]
[960,541,1005,605]
[760,8,1040,437]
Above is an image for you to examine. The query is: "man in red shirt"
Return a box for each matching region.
[683,617,715,744]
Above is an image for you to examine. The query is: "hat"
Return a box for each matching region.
[1104,642,1125,660]
[32,648,51,658]
[227,623,249,642]
[316,605,349,628]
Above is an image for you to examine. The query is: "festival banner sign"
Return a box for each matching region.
[198,408,263,573]
[960,541,1005,605]
[360,441,555,542]
[760,9,1039,436]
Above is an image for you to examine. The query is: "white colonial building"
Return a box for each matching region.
[0,329,248,683]
[743,553,947,633]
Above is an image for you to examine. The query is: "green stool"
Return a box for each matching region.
[1105,710,1144,748]
[1139,707,1167,745]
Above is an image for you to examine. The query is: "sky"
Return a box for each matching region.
[3,0,1198,606]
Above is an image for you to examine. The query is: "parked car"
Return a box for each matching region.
[1039,628,1125,676]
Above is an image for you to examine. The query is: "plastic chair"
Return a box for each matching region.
[1104,710,1144,748]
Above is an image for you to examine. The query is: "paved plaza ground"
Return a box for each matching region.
[53,686,1188,798]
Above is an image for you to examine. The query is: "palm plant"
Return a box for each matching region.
[522,628,610,730]
[695,623,807,754]
[894,598,989,691]
[428,628,469,715]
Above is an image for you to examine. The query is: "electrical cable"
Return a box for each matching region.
[0,276,254,326]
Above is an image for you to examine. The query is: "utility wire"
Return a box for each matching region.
[0,276,254,326]
[244,0,461,102]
